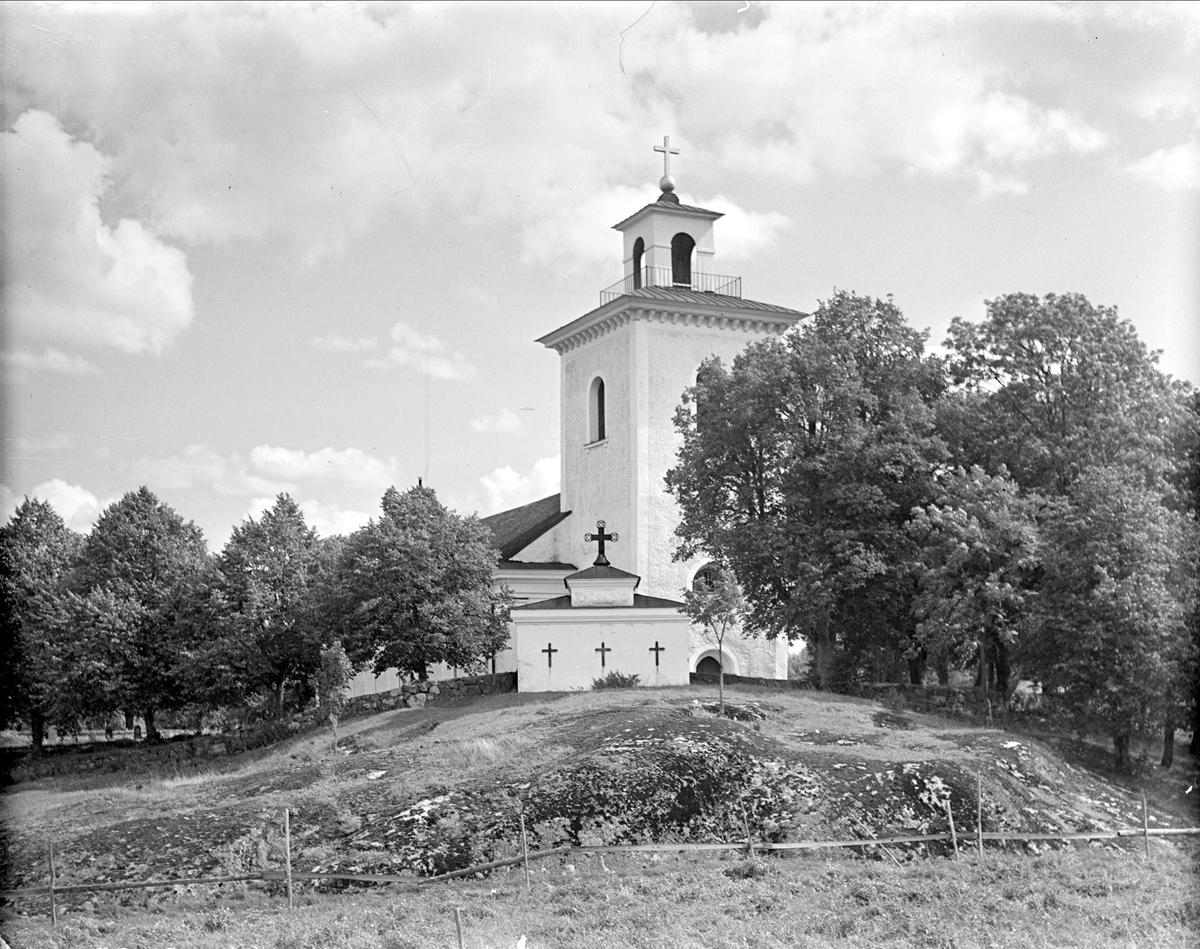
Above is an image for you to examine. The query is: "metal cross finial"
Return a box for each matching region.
[584,519,618,566]
[654,135,680,179]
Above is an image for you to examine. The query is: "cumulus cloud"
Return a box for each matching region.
[129,443,399,497]
[478,455,560,515]
[700,196,791,261]
[366,323,474,380]
[1126,142,1200,191]
[128,445,287,497]
[248,445,398,490]
[3,110,195,358]
[27,479,109,533]
[470,409,526,435]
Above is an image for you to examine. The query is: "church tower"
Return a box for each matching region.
[534,139,802,655]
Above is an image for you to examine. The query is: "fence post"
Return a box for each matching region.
[1141,790,1150,858]
[47,841,56,927]
[976,772,984,859]
[945,801,959,858]
[741,804,755,859]
[284,808,294,911]
[519,813,531,893]
[454,907,465,949]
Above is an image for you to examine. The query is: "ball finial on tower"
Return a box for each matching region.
[659,174,676,193]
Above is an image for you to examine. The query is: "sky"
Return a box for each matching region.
[3,1,1198,551]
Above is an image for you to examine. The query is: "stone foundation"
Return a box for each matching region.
[852,682,1015,718]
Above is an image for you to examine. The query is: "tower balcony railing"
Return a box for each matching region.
[600,266,742,305]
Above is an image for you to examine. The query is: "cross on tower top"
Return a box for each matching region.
[654,135,680,193]
[584,519,619,566]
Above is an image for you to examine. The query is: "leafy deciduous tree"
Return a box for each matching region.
[682,565,747,715]
[74,487,211,739]
[0,499,82,751]
[667,291,945,689]
[337,485,511,680]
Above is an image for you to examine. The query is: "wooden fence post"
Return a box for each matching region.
[284,808,294,911]
[1141,790,1150,858]
[519,812,531,893]
[47,841,56,927]
[945,801,959,858]
[976,772,984,859]
[741,804,755,859]
[454,906,465,949]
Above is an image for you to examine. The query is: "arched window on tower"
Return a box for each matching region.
[671,232,695,287]
[632,237,645,290]
[589,376,606,443]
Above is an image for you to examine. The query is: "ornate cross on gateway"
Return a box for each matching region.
[584,520,618,566]
[649,641,666,667]
[654,135,680,179]
[542,643,558,668]
[595,641,612,668]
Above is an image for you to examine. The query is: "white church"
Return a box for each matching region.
[350,140,802,696]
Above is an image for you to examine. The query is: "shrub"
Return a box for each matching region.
[592,670,640,690]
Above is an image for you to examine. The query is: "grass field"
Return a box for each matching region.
[2,685,1197,948]
[4,846,1197,949]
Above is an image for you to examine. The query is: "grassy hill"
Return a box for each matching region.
[2,684,1198,948]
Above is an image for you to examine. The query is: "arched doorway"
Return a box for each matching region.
[696,655,722,676]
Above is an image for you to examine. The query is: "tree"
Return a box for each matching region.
[666,291,946,689]
[317,640,353,757]
[944,292,1192,498]
[1035,465,1196,770]
[337,485,512,680]
[73,487,212,739]
[0,499,83,751]
[216,494,328,715]
[907,467,1042,700]
[682,565,747,715]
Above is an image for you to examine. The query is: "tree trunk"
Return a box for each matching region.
[1112,731,1131,771]
[936,655,950,686]
[814,616,834,691]
[907,651,926,686]
[717,633,725,716]
[30,709,45,755]
[143,707,159,742]
[275,679,287,718]
[1161,719,1175,769]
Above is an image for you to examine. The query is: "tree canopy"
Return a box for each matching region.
[336,485,512,680]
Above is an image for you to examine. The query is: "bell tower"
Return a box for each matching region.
[536,138,802,604]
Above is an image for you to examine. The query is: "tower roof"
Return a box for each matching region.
[611,192,724,232]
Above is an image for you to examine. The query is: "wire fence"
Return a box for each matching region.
[5,789,1198,928]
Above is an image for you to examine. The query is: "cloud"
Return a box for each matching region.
[27,479,110,534]
[477,455,560,516]
[1,348,100,375]
[128,445,287,497]
[470,409,526,436]
[309,333,378,353]
[128,443,400,498]
[699,196,791,260]
[248,445,398,490]
[1126,142,1200,191]
[365,322,474,380]
[3,110,195,356]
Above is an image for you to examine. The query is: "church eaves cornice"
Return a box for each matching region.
[537,293,805,355]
